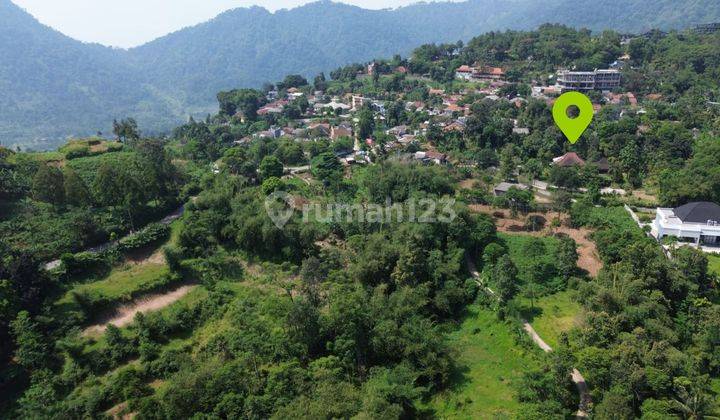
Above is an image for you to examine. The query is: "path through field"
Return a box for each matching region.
[83,283,197,336]
[468,258,591,418]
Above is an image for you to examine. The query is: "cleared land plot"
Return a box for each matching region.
[518,290,583,350]
[427,305,539,418]
[471,205,601,277]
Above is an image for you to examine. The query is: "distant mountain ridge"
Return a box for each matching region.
[2,0,720,149]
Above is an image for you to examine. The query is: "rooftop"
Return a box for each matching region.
[674,202,720,223]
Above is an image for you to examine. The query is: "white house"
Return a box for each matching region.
[652,202,720,246]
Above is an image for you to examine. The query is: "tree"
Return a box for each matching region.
[258,156,284,180]
[555,236,578,280]
[105,324,132,365]
[522,282,542,309]
[277,74,309,90]
[313,72,328,91]
[311,152,343,187]
[493,255,519,305]
[10,311,49,371]
[63,167,91,207]
[31,164,64,205]
[261,177,283,195]
[217,89,264,120]
[552,190,572,219]
[498,144,518,181]
[224,147,257,180]
[357,104,375,141]
[112,118,140,143]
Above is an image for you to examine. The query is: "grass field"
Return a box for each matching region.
[518,290,582,350]
[57,263,171,307]
[426,305,539,418]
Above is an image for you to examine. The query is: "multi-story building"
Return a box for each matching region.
[694,23,720,35]
[556,69,621,92]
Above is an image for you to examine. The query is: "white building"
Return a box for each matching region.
[652,202,720,246]
[556,69,621,92]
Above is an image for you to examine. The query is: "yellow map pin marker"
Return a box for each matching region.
[552,92,593,144]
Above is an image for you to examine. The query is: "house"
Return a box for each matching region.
[330,125,353,140]
[256,127,283,139]
[652,202,720,246]
[455,65,475,80]
[443,121,466,133]
[493,182,529,197]
[552,152,586,167]
[386,125,408,137]
[591,157,610,173]
[414,151,447,165]
[425,151,447,164]
[351,95,370,110]
[314,100,351,113]
[694,23,720,35]
[444,103,464,115]
[476,66,505,81]
[307,123,331,137]
[512,127,530,135]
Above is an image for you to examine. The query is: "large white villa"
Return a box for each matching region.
[652,202,720,246]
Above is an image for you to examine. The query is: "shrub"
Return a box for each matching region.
[61,251,109,275]
[117,223,170,253]
[65,145,91,160]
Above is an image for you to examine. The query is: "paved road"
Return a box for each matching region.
[467,258,590,418]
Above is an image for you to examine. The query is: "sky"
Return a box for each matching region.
[12,0,429,48]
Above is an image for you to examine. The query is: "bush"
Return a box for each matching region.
[61,251,109,275]
[117,223,170,253]
[65,145,91,160]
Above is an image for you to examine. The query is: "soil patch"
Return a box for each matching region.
[469,205,602,277]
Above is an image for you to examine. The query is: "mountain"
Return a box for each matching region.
[0,0,183,150]
[2,0,720,150]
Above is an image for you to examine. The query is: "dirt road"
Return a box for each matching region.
[83,283,197,336]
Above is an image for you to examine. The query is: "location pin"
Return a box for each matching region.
[552,92,593,144]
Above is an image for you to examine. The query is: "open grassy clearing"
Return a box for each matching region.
[518,290,583,350]
[426,304,540,418]
[58,263,171,306]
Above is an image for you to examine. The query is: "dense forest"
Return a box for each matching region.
[3,0,720,149]
[1,22,720,419]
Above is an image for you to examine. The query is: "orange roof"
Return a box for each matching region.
[445,103,463,112]
[456,65,473,73]
[485,66,505,76]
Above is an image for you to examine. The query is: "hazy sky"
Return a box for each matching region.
[12,0,428,48]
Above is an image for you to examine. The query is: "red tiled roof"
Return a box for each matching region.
[553,152,586,167]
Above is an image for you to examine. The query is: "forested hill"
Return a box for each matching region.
[3,0,720,150]
[0,0,180,151]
